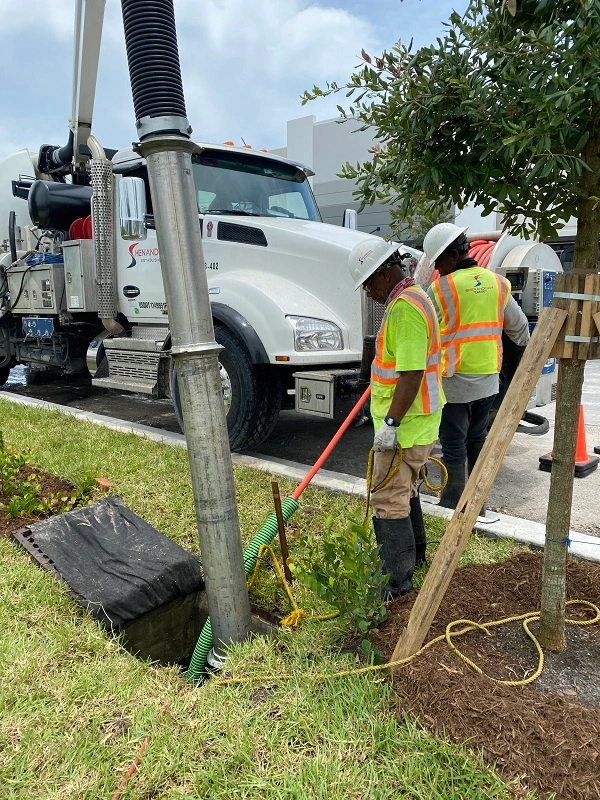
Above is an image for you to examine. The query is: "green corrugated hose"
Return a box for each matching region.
[186,496,300,681]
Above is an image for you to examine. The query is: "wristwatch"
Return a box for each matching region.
[384,415,400,428]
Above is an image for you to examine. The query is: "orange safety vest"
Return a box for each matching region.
[371,285,442,414]
[428,267,510,377]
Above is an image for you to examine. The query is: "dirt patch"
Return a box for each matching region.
[0,466,78,538]
[371,552,600,800]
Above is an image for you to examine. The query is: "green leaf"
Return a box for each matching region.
[300,0,600,242]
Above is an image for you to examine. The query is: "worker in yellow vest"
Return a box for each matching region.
[348,240,445,597]
[424,223,530,512]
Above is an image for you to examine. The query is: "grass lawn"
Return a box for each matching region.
[0,399,534,799]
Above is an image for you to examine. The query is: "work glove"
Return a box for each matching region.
[373,423,398,452]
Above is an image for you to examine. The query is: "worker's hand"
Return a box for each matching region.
[373,423,398,452]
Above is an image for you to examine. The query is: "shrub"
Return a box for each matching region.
[289,510,388,644]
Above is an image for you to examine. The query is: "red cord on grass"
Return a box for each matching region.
[112,387,372,795]
[111,701,172,800]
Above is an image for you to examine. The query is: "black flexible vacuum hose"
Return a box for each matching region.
[8,211,17,264]
[121,0,187,125]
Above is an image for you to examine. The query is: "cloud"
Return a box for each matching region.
[172,0,378,148]
[0,0,73,38]
[0,0,467,161]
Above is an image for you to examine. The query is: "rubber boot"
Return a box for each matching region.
[372,517,416,598]
[468,457,486,518]
[439,462,466,510]
[409,495,427,566]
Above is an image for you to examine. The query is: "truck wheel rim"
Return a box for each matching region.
[220,363,232,413]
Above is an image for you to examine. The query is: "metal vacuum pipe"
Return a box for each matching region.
[121,0,252,656]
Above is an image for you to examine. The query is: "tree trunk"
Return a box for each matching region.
[538,359,585,650]
[539,130,600,650]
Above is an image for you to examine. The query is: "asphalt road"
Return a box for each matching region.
[4,363,600,534]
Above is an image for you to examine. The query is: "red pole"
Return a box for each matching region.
[292,386,371,501]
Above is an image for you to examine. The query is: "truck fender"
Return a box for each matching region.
[210,303,269,364]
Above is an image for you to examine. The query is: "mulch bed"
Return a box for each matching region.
[371,552,600,799]
[0,466,77,538]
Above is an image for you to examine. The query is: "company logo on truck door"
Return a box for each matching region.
[127,242,160,268]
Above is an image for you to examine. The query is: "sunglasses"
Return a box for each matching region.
[362,267,386,291]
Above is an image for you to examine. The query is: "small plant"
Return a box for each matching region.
[3,491,44,519]
[0,431,97,519]
[0,431,32,498]
[289,510,388,645]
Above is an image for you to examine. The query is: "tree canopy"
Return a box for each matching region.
[303,0,600,254]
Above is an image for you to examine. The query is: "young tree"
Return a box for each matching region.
[304,0,600,650]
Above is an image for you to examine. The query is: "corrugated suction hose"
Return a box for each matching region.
[186,497,300,681]
[121,0,187,122]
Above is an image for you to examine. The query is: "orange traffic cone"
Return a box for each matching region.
[539,405,599,478]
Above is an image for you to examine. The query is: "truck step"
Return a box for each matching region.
[92,376,158,395]
[97,338,165,395]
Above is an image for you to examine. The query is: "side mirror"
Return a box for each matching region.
[343,208,358,230]
[119,176,147,240]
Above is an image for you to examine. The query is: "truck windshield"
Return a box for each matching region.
[191,151,321,221]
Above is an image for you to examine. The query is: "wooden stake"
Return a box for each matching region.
[551,271,600,361]
[390,305,568,667]
[271,481,293,583]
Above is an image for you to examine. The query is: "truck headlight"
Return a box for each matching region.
[286,316,343,351]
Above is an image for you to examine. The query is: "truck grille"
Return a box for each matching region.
[106,349,161,382]
[365,297,385,336]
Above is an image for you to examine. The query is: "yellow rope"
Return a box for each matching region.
[246,544,340,628]
[421,456,447,492]
[235,475,599,692]
[364,446,448,521]
[214,600,600,687]
[443,599,600,687]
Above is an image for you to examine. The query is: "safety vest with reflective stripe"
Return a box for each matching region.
[428,266,510,376]
[371,285,443,415]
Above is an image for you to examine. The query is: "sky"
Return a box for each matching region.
[0,0,470,163]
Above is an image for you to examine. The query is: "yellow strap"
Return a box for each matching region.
[422,456,447,492]
[226,506,599,691]
[215,600,600,687]
[246,544,340,629]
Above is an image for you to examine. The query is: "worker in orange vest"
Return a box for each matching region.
[349,240,445,597]
[424,223,530,512]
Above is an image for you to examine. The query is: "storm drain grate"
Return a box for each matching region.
[13,496,202,631]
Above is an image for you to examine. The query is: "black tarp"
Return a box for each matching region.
[14,496,202,629]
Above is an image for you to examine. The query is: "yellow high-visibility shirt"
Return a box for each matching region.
[428,267,510,376]
[371,285,445,448]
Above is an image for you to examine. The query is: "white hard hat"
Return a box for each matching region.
[348,239,400,291]
[422,223,469,265]
[413,253,436,289]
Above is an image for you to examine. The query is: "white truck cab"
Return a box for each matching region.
[1,142,387,450]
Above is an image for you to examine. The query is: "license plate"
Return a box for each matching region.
[22,317,54,338]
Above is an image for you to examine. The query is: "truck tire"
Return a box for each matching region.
[0,364,10,386]
[170,326,281,451]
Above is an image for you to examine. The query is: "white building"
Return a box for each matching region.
[273,114,503,242]
[274,115,578,265]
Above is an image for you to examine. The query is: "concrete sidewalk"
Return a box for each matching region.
[3,389,600,565]
[446,360,600,534]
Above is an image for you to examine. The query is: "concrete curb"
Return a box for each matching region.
[3,390,599,565]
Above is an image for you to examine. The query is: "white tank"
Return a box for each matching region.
[0,150,40,247]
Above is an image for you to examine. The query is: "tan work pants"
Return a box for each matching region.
[369,442,434,519]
